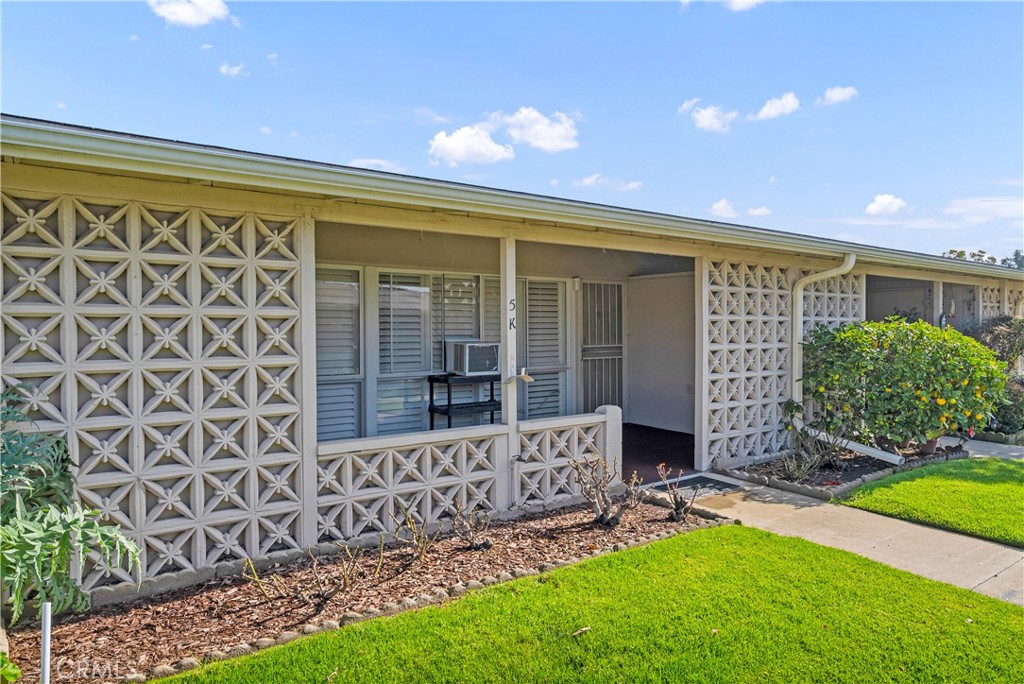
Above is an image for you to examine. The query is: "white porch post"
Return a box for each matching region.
[693,256,711,471]
[297,211,319,547]
[498,236,518,509]
[932,281,944,324]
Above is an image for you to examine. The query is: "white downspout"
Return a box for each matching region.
[790,254,905,467]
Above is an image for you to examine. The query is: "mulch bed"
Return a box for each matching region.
[8,502,709,684]
[726,443,969,500]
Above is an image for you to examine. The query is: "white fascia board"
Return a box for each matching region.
[2,115,1021,283]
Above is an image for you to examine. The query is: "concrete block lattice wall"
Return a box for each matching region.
[1,192,305,588]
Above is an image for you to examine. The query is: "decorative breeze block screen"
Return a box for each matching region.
[1,193,303,587]
[981,286,1001,321]
[315,433,499,541]
[704,261,865,467]
[516,422,603,506]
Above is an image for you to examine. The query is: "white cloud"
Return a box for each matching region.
[677,98,700,114]
[129,34,140,42]
[573,173,606,188]
[747,206,772,216]
[769,176,777,184]
[414,107,450,124]
[266,52,278,64]
[147,0,230,27]
[494,107,578,152]
[200,43,213,50]
[229,14,241,28]
[865,193,907,216]
[259,126,272,135]
[710,199,739,218]
[727,1,767,11]
[55,101,67,110]
[943,197,1023,226]
[287,131,298,139]
[349,158,407,174]
[818,86,859,106]
[428,126,514,167]
[750,92,800,120]
[571,173,641,192]
[219,62,245,77]
[691,105,738,133]
[550,179,560,187]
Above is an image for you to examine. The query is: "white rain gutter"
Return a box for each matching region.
[790,254,906,467]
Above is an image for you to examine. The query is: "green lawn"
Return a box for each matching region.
[844,458,1024,548]
[163,526,1023,684]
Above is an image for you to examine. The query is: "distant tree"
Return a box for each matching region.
[1000,249,1024,270]
[941,248,1017,267]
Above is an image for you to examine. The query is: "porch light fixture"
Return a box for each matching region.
[504,367,534,384]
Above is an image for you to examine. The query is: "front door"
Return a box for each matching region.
[580,281,624,413]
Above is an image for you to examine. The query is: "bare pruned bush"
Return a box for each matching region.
[568,456,644,527]
[390,500,438,563]
[656,463,700,522]
[450,499,493,551]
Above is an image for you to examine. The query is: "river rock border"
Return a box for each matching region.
[716,448,970,502]
[124,512,737,682]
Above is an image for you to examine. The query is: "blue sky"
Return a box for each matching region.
[3,1,1022,258]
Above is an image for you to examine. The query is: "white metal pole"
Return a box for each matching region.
[40,601,51,684]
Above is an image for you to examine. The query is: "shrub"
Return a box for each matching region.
[802,319,1007,446]
[992,378,1024,434]
[963,316,1024,369]
[0,389,140,627]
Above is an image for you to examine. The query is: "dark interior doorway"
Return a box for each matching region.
[622,423,695,484]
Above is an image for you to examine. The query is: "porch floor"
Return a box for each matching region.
[622,423,695,484]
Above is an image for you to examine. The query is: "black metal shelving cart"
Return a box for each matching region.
[427,373,501,429]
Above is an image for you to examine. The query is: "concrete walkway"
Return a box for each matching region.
[698,479,1024,606]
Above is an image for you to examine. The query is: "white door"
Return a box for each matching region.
[580,281,624,413]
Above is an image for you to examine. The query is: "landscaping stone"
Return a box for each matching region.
[275,632,299,645]
[511,567,530,578]
[176,657,201,671]
[207,650,230,661]
[321,619,341,631]
[151,665,177,678]
[448,583,467,596]
[538,563,555,572]
[227,643,252,658]
[254,638,276,650]
[362,608,380,618]
[481,575,499,585]
[465,580,484,590]
[123,674,147,683]
[300,623,319,635]
[496,571,514,582]
[398,597,418,610]
[381,602,400,613]
[342,611,363,624]
[417,593,436,604]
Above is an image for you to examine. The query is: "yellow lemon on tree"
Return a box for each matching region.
[950,423,958,430]
[962,379,970,386]
[964,409,972,417]
[975,413,984,420]
[949,398,957,405]
[936,398,947,406]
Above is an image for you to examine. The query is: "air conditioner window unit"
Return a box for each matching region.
[445,339,500,376]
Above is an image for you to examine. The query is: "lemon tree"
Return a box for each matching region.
[802,319,1007,446]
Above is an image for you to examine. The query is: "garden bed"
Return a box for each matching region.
[718,444,969,501]
[7,502,728,683]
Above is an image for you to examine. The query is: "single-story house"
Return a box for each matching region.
[2,115,1022,595]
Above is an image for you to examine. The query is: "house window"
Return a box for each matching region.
[376,272,484,435]
[315,269,362,440]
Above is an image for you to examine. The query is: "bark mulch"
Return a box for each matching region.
[8,502,710,684]
[744,443,966,489]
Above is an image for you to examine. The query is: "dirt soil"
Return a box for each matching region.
[745,443,966,488]
[8,502,705,684]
